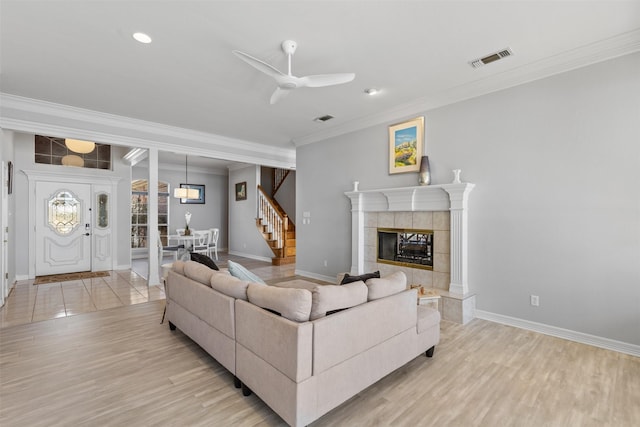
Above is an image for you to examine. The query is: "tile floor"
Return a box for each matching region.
[0,253,297,329]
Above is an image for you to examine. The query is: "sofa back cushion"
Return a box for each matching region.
[247,283,312,322]
[365,271,407,301]
[210,272,264,301]
[310,281,368,320]
[183,260,215,286]
[172,260,186,275]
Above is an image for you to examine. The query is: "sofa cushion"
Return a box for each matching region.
[210,272,264,300]
[247,283,312,322]
[190,252,219,271]
[228,260,266,285]
[365,271,407,301]
[340,271,380,285]
[310,281,368,320]
[172,260,186,275]
[183,260,215,286]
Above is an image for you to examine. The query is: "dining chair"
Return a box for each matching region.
[157,234,182,264]
[208,228,220,260]
[191,230,210,255]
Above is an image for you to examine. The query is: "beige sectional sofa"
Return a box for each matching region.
[165,261,440,427]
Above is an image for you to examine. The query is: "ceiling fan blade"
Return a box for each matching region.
[232,50,285,79]
[270,87,291,104]
[300,73,355,88]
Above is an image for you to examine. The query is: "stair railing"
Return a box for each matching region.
[273,168,291,197]
[257,185,289,253]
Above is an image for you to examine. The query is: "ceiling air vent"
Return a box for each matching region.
[314,114,334,123]
[469,47,513,69]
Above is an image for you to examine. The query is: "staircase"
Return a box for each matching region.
[257,185,296,265]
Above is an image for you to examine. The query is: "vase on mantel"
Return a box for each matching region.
[418,156,431,186]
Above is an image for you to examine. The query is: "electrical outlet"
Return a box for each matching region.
[530,295,539,306]
[323,260,328,267]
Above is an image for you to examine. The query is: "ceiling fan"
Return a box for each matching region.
[233,40,355,104]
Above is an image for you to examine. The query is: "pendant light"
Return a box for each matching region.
[174,155,199,199]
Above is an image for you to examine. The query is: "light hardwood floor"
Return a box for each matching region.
[1,260,638,426]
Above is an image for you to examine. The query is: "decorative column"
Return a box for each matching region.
[345,189,365,275]
[442,183,475,295]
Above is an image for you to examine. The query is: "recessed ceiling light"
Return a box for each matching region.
[133,32,152,44]
[364,88,379,95]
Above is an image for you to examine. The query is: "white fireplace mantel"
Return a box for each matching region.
[345,182,475,295]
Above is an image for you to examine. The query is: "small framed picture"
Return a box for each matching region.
[235,182,247,201]
[179,184,205,204]
[389,116,424,174]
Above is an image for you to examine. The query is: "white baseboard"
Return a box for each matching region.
[294,269,335,284]
[475,310,640,357]
[15,274,29,282]
[115,264,131,270]
[227,250,272,263]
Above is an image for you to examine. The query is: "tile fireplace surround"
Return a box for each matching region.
[345,182,476,323]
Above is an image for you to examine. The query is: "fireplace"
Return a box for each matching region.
[377,228,433,269]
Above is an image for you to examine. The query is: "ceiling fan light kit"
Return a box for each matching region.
[233,39,356,104]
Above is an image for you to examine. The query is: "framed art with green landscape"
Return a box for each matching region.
[389,116,424,174]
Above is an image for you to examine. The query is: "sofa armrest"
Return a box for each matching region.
[235,299,313,383]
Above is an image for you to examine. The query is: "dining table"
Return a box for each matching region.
[167,232,204,252]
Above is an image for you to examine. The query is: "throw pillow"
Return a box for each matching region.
[365,271,407,301]
[246,283,312,322]
[190,252,219,271]
[228,260,266,285]
[340,271,380,285]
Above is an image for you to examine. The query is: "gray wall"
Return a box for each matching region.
[297,52,640,345]
[228,165,274,261]
[132,165,228,250]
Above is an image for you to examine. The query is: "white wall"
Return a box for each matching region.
[297,53,640,346]
[0,130,16,290]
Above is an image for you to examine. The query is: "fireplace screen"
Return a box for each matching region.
[377,228,433,270]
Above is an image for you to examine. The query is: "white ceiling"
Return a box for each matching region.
[2,1,640,163]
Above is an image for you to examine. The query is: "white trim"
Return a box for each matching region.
[294,269,335,285]
[475,310,640,358]
[227,250,272,263]
[0,93,296,170]
[293,30,640,147]
[15,275,29,282]
[23,169,120,279]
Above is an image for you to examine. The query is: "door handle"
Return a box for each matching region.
[84,233,90,236]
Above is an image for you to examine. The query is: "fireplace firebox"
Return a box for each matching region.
[377,228,433,270]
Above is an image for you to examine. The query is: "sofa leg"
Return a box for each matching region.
[169,321,176,331]
[425,346,435,358]
[241,383,252,397]
[234,376,241,389]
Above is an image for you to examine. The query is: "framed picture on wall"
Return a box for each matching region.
[235,182,247,201]
[388,116,424,174]
[179,184,205,204]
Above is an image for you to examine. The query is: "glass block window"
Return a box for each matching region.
[35,135,111,170]
[131,180,170,249]
[48,191,81,235]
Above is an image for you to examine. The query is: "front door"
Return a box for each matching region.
[35,182,92,276]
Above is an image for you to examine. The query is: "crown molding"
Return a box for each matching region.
[0,93,296,169]
[293,29,640,147]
